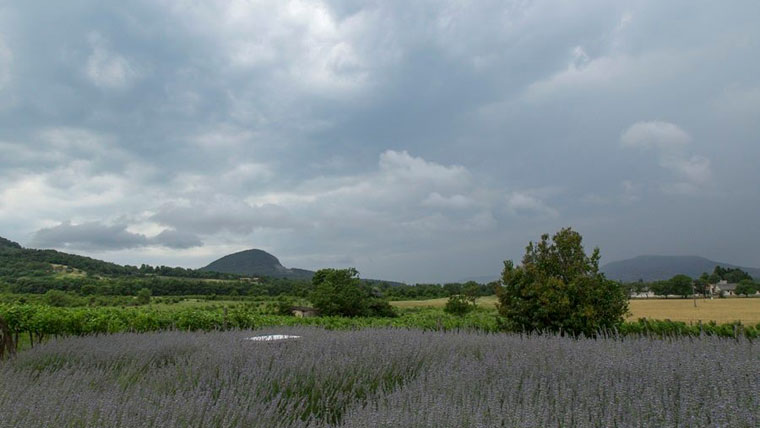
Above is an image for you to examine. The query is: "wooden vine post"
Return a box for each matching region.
[0,315,16,359]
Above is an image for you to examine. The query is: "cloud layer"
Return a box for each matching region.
[1,0,759,282]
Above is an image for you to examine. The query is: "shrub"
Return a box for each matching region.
[367,298,397,317]
[136,288,151,305]
[44,290,74,307]
[443,294,475,316]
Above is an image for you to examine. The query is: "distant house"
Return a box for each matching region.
[290,306,319,318]
[710,280,738,297]
[630,291,655,298]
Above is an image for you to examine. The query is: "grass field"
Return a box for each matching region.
[391,296,760,323]
[391,296,498,309]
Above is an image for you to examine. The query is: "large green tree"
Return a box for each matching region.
[497,228,628,336]
[735,280,757,297]
[310,268,396,317]
[668,274,693,298]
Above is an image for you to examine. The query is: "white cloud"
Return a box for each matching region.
[173,0,375,95]
[85,33,139,89]
[525,50,687,101]
[378,150,470,189]
[660,155,712,185]
[621,121,713,195]
[620,121,691,150]
[505,191,558,217]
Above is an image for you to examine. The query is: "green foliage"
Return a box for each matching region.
[736,280,757,297]
[713,266,753,283]
[366,298,397,317]
[44,290,75,307]
[136,288,152,305]
[668,274,694,298]
[443,294,475,316]
[275,295,297,315]
[309,268,396,317]
[311,268,366,317]
[497,228,629,336]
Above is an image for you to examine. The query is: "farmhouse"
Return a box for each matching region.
[630,291,655,298]
[290,306,319,317]
[710,280,738,297]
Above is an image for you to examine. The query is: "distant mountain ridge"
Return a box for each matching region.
[601,255,760,282]
[200,249,315,280]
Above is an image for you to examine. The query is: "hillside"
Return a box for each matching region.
[200,249,314,280]
[0,235,243,281]
[0,236,22,249]
[0,236,137,277]
[601,255,760,282]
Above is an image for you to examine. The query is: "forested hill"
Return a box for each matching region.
[201,249,314,280]
[0,235,241,279]
[0,237,135,276]
[0,236,22,249]
[602,255,760,282]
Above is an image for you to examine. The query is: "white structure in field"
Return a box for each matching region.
[245,335,301,342]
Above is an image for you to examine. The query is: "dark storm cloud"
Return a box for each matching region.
[1,1,759,282]
[30,222,150,251]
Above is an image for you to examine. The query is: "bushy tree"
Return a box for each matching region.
[668,274,694,298]
[497,228,628,336]
[713,266,753,283]
[310,268,395,317]
[736,280,757,297]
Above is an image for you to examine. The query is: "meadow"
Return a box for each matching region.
[1,327,757,427]
[391,296,760,324]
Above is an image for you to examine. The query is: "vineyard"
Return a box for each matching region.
[1,303,759,355]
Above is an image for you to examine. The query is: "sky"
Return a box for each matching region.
[1,1,759,283]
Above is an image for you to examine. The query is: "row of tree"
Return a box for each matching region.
[623,266,759,298]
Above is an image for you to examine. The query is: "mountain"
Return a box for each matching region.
[200,249,314,280]
[601,255,760,282]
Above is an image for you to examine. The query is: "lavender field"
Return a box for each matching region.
[1,328,758,427]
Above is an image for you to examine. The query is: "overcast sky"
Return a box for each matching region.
[1,1,759,283]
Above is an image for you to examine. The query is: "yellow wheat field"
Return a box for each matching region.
[626,298,760,324]
[391,296,760,324]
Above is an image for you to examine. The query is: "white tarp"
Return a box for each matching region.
[245,334,301,342]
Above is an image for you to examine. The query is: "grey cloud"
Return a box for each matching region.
[0,36,11,90]
[150,198,303,235]
[152,229,203,249]
[30,222,150,251]
[620,121,714,196]
[29,222,202,251]
[1,1,760,282]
